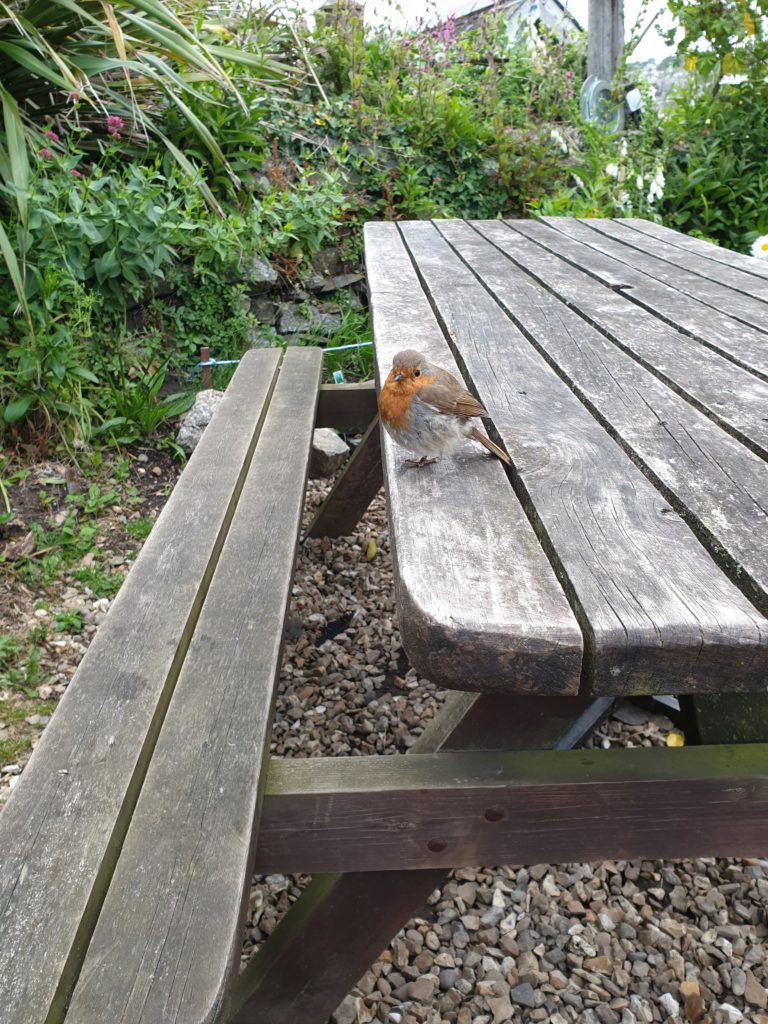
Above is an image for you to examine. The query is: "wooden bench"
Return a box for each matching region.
[0,347,323,1024]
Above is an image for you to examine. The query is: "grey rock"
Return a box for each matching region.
[438,969,458,991]
[509,982,536,1008]
[240,254,278,293]
[730,968,746,997]
[176,389,224,454]
[718,1005,744,1023]
[310,429,350,478]
[278,303,342,337]
[309,271,364,293]
[252,299,278,324]
[486,994,514,1024]
[311,247,344,277]
[332,994,359,1024]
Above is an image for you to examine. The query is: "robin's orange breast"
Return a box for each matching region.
[378,378,412,432]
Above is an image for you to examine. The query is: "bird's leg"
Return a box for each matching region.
[403,456,439,469]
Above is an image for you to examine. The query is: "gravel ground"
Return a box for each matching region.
[3,468,767,1024]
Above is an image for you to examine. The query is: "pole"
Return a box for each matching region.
[588,0,624,81]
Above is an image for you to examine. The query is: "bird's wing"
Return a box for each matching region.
[416,377,488,419]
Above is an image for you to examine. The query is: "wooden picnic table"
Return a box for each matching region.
[365,216,768,698]
[2,217,768,1024]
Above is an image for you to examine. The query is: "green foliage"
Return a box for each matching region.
[665,0,768,90]
[53,609,85,634]
[659,80,768,250]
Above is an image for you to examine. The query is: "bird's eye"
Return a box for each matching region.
[414,369,421,377]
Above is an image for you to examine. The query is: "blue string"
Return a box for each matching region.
[190,340,372,375]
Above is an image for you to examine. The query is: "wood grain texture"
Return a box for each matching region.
[621,218,768,282]
[569,216,768,339]
[305,414,383,538]
[232,690,611,1024]
[459,220,768,615]
[401,219,768,695]
[315,381,377,432]
[256,745,768,872]
[0,349,282,1024]
[363,220,582,695]
[529,217,768,398]
[64,348,321,1024]
[593,216,768,303]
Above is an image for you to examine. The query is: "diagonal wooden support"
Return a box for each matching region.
[229,692,612,1024]
[305,415,383,539]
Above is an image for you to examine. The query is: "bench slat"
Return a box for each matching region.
[364,221,583,695]
[64,347,321,1024]
[528,221,768,407]
[452,221,768,612]
[0,349,281,1024]
[401,220,768,695]
[621,218,768,282]
[556,217,768,346]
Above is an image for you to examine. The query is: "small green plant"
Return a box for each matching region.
[125,518,154,541]
[53,610,85,634]
[68,484,119,517]
[71,565,124,599]
[0,634,21,671]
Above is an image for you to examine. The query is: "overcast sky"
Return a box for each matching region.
[298,1,676,63]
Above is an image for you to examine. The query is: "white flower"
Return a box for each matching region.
[636,174,644,190]
[619,138,628,159]
[605,163,619,178]
[615,189,631,209]
[550,127,568,154]
[572,174,585,189]
[751,235,768,260]
[646,167,665,204]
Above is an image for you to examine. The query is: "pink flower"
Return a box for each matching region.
[38,147,53,160]
[434,176,442,183]
[67,91,81,102]
[106,115,125,137]
[70,169,82,178]
[44,129,60,142]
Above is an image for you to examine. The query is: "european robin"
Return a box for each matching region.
[378,349,511,468]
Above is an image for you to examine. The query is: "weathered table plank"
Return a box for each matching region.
[399,220,768,695]
[256,745,768,872]
[0,349,282,1024]
[621,217,768,282]
[514,220,768,428]
[444,220,768,613]
[569,216,768,337]
[593,216,768,302]
[364,221,583,694]
[64,348,321,1024]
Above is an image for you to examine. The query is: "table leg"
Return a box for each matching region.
[679,693,768,744]
[229,692,613,1024]
[305,416,383,540]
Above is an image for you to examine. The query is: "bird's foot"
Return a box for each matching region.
[404,456,439,469]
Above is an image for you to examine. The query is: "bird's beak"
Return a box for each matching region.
[394,372,405,382]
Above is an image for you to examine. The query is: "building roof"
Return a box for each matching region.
[446,0,583,33]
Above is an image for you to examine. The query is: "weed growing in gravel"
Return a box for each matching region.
[125,517,154,541]
[54,610,85,634]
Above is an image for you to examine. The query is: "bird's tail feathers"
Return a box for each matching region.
[470,427,511,466]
